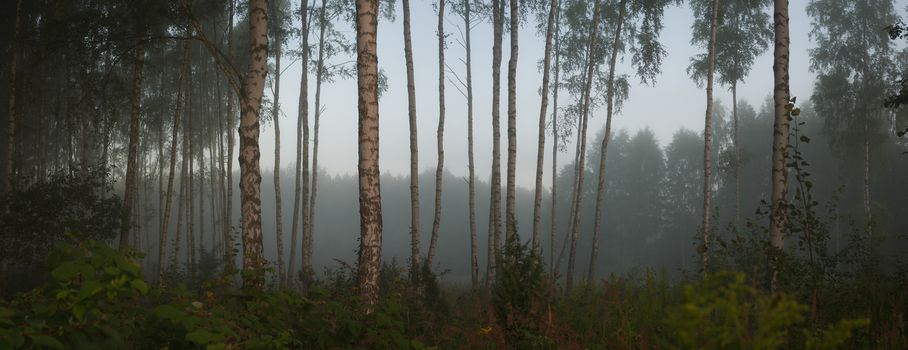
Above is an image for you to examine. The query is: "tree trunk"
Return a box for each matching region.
[225,0,237,268]
[426,0,446,270]
[589,0,626,282]
[4,0,22,194]
[402,0,421,280]
[463,0,478,291]
[769,0,790,292]
[505,0,519,244]
[187,61,196,280]
[238,0,269,288]
[158,40,190,286]
[355,0,384,307]
[533,0,559,254]
[733,83,741,228]
[271,2,286,285]
[307,0,327,286]
[289,0,311,287]
[566,0,602,292]
[700,0,720,271]
[549,2,562,273]
[486,0,505,287]
[119,37,147,252]
[863,123,872,234]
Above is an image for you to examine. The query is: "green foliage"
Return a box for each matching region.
[0,167,122,269]
[668,271,868,350]
[493,234,547,348]
[0,240,147,349]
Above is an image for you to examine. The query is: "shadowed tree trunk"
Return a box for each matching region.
[700,0,720,271]
[485,0,504,288]
[505,0,519,242]
[769,0,790,292]
[589,0,627,282]
[533,0,559,254]
[463,0,478,291]
[271,0,286,285]
[119,36,147,252]
[426,0,446,270]
[355,0,384,307]
[289,0,311,287]
[549,2,562,273]
[566,0,602,292]
[225,0,237,267]
[4,0,22,194]
[402,0,421,280]
[306,0,327,287]
[158,40,190,286]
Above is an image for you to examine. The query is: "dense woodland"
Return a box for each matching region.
[1,0,908,348]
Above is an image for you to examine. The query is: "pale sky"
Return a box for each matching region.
[256,1,907,189]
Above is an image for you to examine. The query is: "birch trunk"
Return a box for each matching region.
[486,0,505,287]
[426,0,446,269]
[402,0,421,279]
[355,0,384,307]
[505,0,519,243]
[532,0,559,254]
[238,0,269,288]
[4,0,22,194]
[549,3,562,273]
[566,0,602,292]
[700,0,720,271]
[769,0,790,292]
[119,37,147,252]
[463,0,478,290]
[589,0,626,282]
[306,0,327,285]
[289,0,311,286]
[271,2,286,284]
[158,40,190,286]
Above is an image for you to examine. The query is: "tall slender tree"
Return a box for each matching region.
[402,0,421,278]
[427,0,447,270]
[692,0,720,270]
[289,0,312,286]
[532,0,559,254]
[355,0,384,307]
[769,0,790,291]
[688,0,772,227]
[505,0,519,244]
[565,0,603,291]
[486,0,505,287]
[119,33,148,252]
[4,0,22,194]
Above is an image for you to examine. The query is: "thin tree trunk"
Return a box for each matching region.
[159,40,190,286]
[700,0,720,271]
[505,0,519,244]
[271,2,286,285]
[566,0,602,292]
[769,0,790,292]
[549,2,562,274]
[174,148,187,268]
[486,0,505,287]
[238,0,269,288]
[188,59,196,281]
[589,0,626,282]
[355,0,384,307]
[863,122,872,234]
[119,36,147,252]
[4,0,22,194]
[464,0,478,291]
[733,83,740,228]
[402,0,421,280]
[426,0,446,270]
[289,0,312,287]
[306,0,327,286]
[224,0,237,268]
[532,0,559,254]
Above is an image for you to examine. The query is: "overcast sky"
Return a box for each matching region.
[256,1,907,189]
